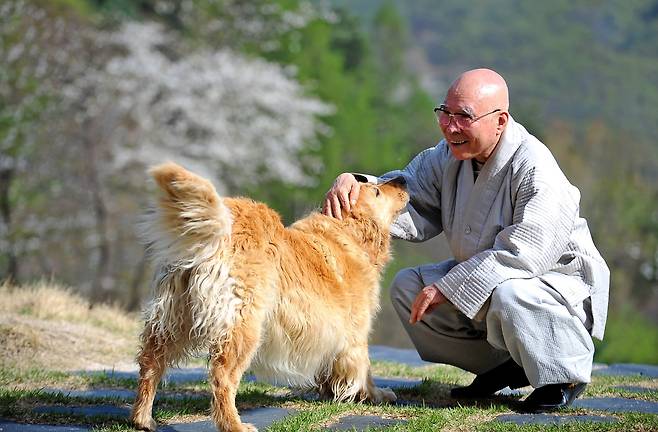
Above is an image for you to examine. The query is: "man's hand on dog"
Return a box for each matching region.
[409,284,448,324]
[323,173,361,220]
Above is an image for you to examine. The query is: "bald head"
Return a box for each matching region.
[440,69,510,162]
[447,68,509,114]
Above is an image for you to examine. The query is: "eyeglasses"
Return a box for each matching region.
[433,105,501,129]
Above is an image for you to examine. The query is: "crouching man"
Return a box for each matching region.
[323,68,609,412]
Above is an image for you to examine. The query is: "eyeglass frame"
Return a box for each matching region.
[433,105,501,128]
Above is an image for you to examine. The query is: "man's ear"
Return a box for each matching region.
[497,111,509,133]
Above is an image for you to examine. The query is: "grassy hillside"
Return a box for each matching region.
[0,282,140,373]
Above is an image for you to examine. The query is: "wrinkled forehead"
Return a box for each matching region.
[445,76,506,112]
[443,87,482,115]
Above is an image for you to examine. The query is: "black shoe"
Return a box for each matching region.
[450,359,530,399]
[520,382,587,413]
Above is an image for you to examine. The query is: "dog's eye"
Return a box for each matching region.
[375,188,381,197]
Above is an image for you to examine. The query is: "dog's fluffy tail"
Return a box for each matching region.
[143,162,232,268]
[139,162,239,357]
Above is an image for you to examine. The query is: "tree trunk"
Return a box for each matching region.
[83,123,112,304]
[0,167,18,281]
[127,250,149,312]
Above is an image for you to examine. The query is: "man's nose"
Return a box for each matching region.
[445,117,461,133]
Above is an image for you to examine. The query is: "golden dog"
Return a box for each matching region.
[131,163,408,432]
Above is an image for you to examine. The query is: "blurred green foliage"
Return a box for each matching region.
[595,305,658,364]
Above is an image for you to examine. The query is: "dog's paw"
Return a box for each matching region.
[132,416,157,432]
[380,386,397,403]
[368,386,397,404]
[241,422,258,432]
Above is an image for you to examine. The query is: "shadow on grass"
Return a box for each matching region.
[394,378,524,411]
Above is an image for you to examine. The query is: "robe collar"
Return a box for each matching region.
[478,114,525,181]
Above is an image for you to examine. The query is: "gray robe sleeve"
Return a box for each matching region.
[434,160,581,319]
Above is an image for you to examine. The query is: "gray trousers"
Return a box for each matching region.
[390,263,595,387]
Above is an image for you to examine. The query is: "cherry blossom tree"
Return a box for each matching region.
[100,21,332,191]
[54,19,332,301]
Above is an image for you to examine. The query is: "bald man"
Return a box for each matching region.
[322,69,610,413]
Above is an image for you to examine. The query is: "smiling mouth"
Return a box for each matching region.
[450,140,468,145]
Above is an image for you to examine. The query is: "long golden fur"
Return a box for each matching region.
[131,162,408,432]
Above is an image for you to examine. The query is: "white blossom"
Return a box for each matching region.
[94,21,332,190]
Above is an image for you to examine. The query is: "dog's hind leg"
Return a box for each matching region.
[131,331,183,432]
[208,309,262,432]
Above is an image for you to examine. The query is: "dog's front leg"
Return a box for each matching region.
[364,369,397,404]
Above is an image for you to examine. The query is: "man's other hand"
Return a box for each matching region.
[322,173,360,220]
[409,284,447,324]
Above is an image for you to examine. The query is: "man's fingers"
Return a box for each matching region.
[323,173,360,220]
[322,199,332,217]
[416,297,430,322]
[330,195,342,220]
[349,182,360,207]
[338,190,351,213]
[410,293,428,324]
[409,286,442,324]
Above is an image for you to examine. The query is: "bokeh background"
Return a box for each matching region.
[1,0,657,364]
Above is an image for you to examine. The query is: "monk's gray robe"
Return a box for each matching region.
[366,116,610,386]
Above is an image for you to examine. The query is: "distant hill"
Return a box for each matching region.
[333,0,658,168]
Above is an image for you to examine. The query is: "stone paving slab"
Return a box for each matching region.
[79,368,209,384]
[368,346,429,367]
[372,376,422,389]
[159,407,295,432]
[496,413,618,425]
[573,397,658,414]
[326,414,407,431]
[32,405,130,418]
[4,407,295,432]
[593,363,658,378]
[0,422,89,432]
[41,388,205,401]
[614,385,656,394]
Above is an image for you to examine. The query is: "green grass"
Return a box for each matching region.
[0,367,71,387]
[1,365,656,432]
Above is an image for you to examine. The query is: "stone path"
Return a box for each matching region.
[496,413,619,426]
[1,346,657,431]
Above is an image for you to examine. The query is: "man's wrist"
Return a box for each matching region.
[431,282,449,304]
